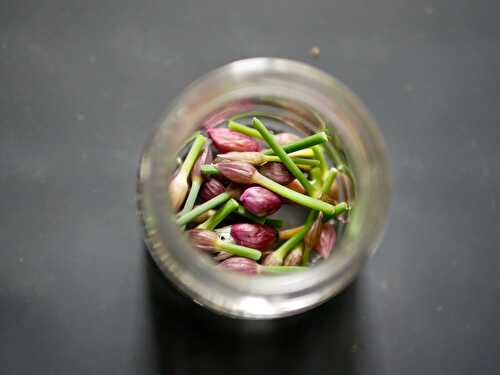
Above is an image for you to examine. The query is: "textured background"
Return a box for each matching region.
[1,1,499,374]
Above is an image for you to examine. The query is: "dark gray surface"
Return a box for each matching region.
[1,1,499,374]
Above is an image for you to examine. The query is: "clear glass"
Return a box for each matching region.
[137,58,390,319]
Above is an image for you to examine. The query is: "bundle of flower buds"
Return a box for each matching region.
[171,115,352,275]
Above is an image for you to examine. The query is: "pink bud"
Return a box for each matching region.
[284,246,303,266]
[187,229,218,252]
[216,152,266,165]
[199,178,225,201]
[219,257,258,274]
[327,172,353,203]
[207,128,261,153]
[259,162,295,185]
[262,252,282,266]
[313,222,336,258]
[230,223,277,250]
[275,132,301,145]
[286,179,306,194]
[240,186,281,217]
[217,161,256,184]
[304,212,323,249]
[192,145,213,179]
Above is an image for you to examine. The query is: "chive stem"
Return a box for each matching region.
[321,168,338,196]
[228,120,263,139]
[322,202,349,222]
[176,192,231,226]
[197,199,239,230]
[270,211,318,263]
[259,265,307,273]
[179,133,206,178]
[254,173,337,215]
[288,149,315,158]
[179,178,202,215]
[302,246,312,266]
[201,164,220,175]
[312,145,328,178]
[262,132,328,155]
[279,225,304,240]
[216,240,262,260]
[252,118,314,195]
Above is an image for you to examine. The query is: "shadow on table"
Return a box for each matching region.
[144,247,363,375]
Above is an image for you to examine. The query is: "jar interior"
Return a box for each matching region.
[173,97,354,272]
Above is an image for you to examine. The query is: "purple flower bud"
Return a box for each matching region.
[187,229,218,252]
[262,252,282,266]
[219,257,258,274]
[304,212,323,249]
[314,222,336,258]
[169,173,189,211]
[199,178,225,201]
[217,161,256,184]
[259,162,295,185]
[230,223,277,250]
[207,128,261,153]
[327,172,353,203]
[284,246,303,266]
[216,152,266,165]
[240,186,281,217]
[213,251,233,262]
[286,179,306,194]
[275,132,301,145]
[192,145,213,179]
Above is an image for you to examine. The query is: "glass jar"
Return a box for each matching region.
[137,58,390,319]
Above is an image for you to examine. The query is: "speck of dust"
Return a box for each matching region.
[310,46,320,58]
[76,114,85,121]
[19,257,24,263]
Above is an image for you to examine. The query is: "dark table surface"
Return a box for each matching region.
[1,1,500,374]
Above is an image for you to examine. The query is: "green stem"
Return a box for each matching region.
[310,167,323,194]
[312,145,328,177]
[321,168,338,196]
[254,173,337,215]
[262,132,328,155]
[201,164,220,175]
[228,120,263,139]
[216,240,262,260]
[197,199,239,230]
[235,205,266,224]
[179,178,202,215]
[301,246,312,266]
[253,118,314,195]
[259,265,307,273]
[322,202,349,222]
[271,211,318,262]
[288,149,315,158]
[262,155,319,166]
[179,133,206,178]
[176,192,231,226]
